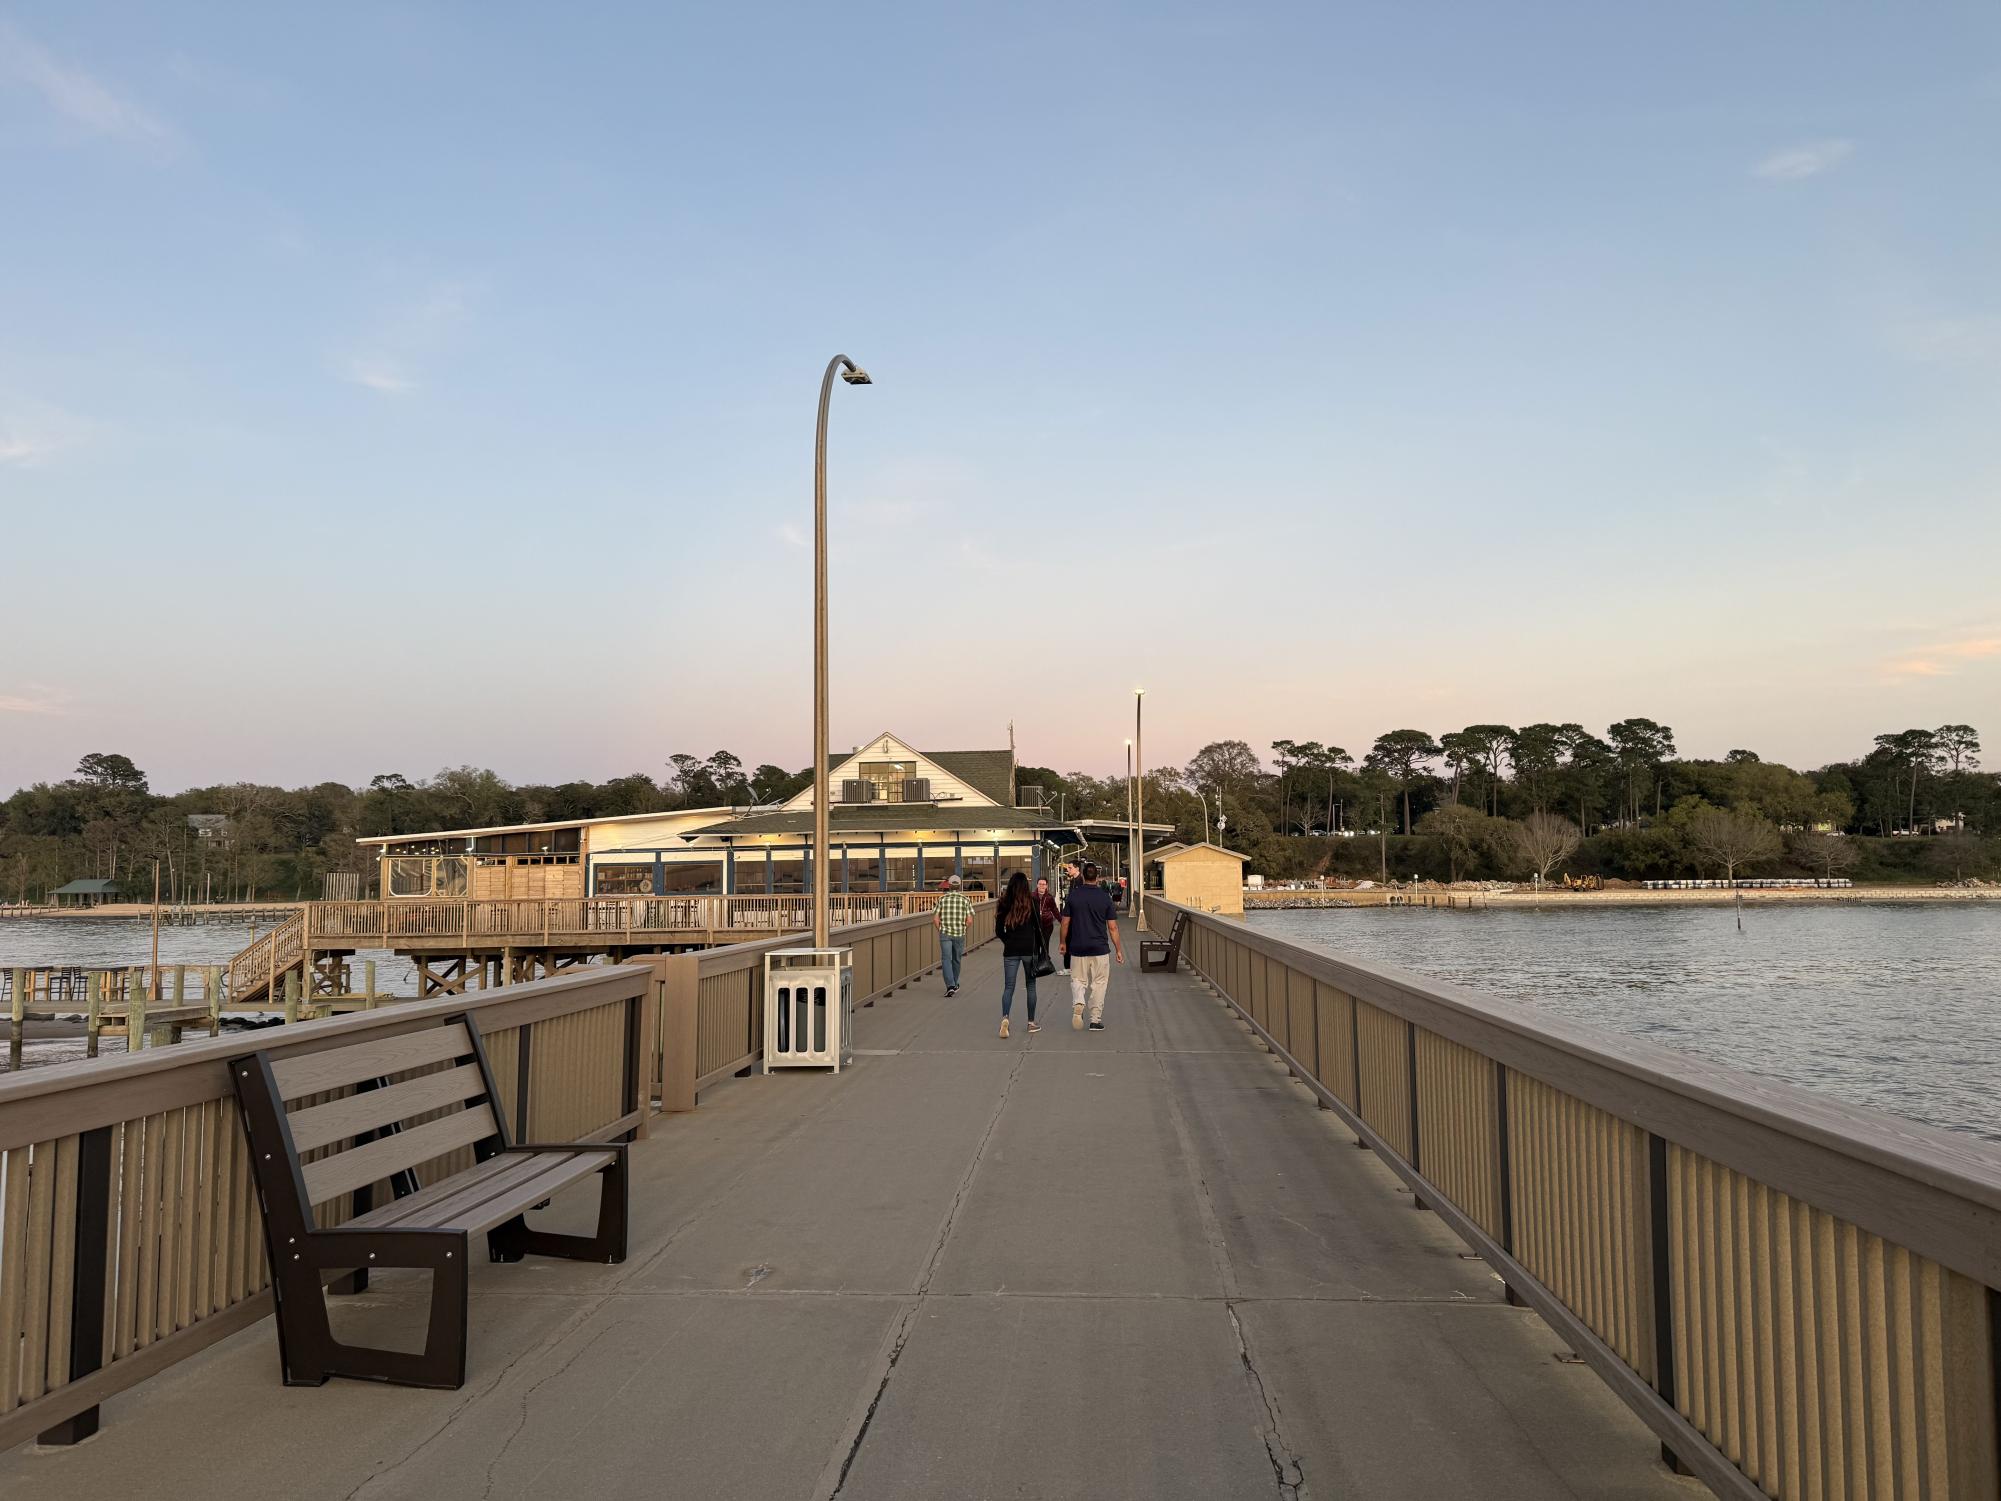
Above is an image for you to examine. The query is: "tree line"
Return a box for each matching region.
[3,721,1992,901]
[1017,721,1997,886]
[0,752,814,903]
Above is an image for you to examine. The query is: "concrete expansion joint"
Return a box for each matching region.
[829,1047,1027,1498]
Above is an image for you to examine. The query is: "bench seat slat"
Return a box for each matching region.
[344,1153,556,1232]
[287,1063,489,1154]
[301,1104,497,1206]
[271,1024,473,1100]
[345,1151,612,1237]
[433,1153,613,1236]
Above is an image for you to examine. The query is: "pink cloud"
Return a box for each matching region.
[1880,634,2001,681]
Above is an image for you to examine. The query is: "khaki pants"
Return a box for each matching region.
[1070,953,1112,1023]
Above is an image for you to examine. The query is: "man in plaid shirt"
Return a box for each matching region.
[934,874,972,996]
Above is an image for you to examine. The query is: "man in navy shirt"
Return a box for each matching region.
[1059,861,1125,1031]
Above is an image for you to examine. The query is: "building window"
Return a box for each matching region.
[860,761,918,801]
[884,856,920,892]
[662,861,722,895]
[595,864,653,895]
[389,858,431,897]
[997,846,1035,890]
[845,854,882,893]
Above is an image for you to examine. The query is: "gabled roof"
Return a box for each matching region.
[803,733,1016,808]
[52,878,123,894]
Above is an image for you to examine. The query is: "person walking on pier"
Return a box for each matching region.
[935,874,972,996]
[995,873,1048,1038]
[1034,876,1060,952]
[1060,861,1123,1031]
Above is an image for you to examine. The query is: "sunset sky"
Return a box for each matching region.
[3,3,1998,794]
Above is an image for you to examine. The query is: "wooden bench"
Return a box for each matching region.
[1139,911,1188,972]
[232,1012,628,1390]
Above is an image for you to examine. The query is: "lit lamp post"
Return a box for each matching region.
[1134,687,1146,931]
[812,354,871,949]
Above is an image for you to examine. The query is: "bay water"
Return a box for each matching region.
[1249,903,2001,1142]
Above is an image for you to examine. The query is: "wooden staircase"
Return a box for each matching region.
[225,912,305,1007]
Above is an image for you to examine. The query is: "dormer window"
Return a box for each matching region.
[860,760,922,801]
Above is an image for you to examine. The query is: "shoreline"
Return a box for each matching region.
[1244,883,2001,910]
[0,900,304,921]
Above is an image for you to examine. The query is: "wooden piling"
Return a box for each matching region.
[127,968,147,1051]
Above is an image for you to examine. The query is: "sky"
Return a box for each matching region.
[3,2,1999,795]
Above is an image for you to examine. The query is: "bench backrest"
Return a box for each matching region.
[232,1015,509,1231]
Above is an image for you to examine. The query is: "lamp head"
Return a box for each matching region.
[841,366,872,386]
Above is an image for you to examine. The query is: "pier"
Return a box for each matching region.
[2,900,1995,1497]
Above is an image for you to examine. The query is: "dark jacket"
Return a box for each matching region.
[1036,890,1060,929]
[997,903,1047,958]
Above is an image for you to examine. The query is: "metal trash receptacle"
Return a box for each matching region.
[763,948,853,1072]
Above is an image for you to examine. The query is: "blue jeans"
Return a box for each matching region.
[940,933,965,991]
[1001,954,1038,1021]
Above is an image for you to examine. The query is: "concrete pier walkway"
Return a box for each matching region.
[1,931,1703,1500]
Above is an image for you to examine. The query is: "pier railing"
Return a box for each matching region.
[0,964,649,1452]
[300,891,942,946]
[1154,899,2001,1501]
[627,900,997,1109]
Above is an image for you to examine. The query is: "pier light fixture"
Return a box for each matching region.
[813,353,871,949]
[1133,688,1146,930]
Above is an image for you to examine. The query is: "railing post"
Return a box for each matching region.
[128,969,148,1051]
[1406,1019,1426,1207]
[1496,1059,1523,1305]
[37,1124,114,1446]
[622,953,697,1112]
[1647,1132,1687,1474]
[1350,996,1364,1146]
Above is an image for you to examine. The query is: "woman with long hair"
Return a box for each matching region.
[995,871,1044,1038]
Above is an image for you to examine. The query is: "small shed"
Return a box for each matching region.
[51,878,123,908]
[1146,843,1248,916]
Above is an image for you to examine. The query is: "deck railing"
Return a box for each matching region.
[300,891,943,945]
[224,913,304,1003]
[1154,899,2001,1501]
[0,964,650,1453]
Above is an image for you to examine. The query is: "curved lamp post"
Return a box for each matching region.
[813,354,871,949]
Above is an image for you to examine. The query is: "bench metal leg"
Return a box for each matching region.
[277,1230,470,1390]
[486,1155,629,1266]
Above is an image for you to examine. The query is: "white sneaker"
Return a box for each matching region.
[1071,1002,1085,1031]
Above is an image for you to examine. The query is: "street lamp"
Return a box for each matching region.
[1124,739,1133,895]
[812,354,871,949]
[1134,688,1145,931]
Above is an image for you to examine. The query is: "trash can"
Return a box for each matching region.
[763,948,853,1072]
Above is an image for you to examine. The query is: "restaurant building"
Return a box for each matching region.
[358,732,1112,901]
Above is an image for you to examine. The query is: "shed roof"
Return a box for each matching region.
[684,806,1078,839]
[1147,842,1248,864]
[357,808,736,846]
